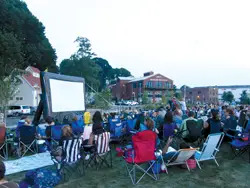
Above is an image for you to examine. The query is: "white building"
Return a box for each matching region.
[217,85,250,102]
[9,66,41,107]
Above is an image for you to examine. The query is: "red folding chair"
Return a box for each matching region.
[124,130,158,184]
[0,126,7,160]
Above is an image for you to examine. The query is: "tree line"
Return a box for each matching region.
[0,0,131,114]
[0,0,131,90]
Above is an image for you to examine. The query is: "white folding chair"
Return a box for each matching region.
[195,132,224,169]
[165,148,197,172]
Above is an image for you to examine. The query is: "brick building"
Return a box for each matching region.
[183,87,218,104]
[111,72,174,103]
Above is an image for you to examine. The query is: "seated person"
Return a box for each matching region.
[87,111,105,145]
[71,115,84,135]
[163,111,178,141]
[53,125,74,161]
[173,110,183,128]
[222,108,237,130]
[203,109,222,137]
[15,116,29,138]
[180,111,198,139]
[82,112,92,142]
[45,116,55,141]
[0,160,19,188]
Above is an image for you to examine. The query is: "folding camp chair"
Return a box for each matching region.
[51,138,83,181]
[195,132,224,169]
[185,119,204,146]
[124,130,158,185]
[229,132,250,162]
[51,124,64,146]
[84,132,112,169]
[164,148,197,172]
[18,126,37,157]
[0,126,7,160]
[71,118,84,136]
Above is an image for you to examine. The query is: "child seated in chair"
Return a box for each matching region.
[52,125,74,161]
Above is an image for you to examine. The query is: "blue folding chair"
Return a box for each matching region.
[127,119,136,132]
[18,126,37,157]
[71,120,84,136]
[229,132,250,162]
[51,124,64,142]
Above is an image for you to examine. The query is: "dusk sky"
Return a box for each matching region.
[24,0,250,87]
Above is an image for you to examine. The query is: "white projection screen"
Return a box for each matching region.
[49,79,85,112]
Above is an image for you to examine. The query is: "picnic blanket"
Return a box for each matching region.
[4,152,53,175]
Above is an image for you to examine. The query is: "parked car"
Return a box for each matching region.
[29,106,37,115]
[130,101,139,106]
[7,105,31,117]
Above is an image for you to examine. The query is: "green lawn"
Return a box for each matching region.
[6,143,250,188]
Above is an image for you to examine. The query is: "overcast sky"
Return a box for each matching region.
[24,0,250,88]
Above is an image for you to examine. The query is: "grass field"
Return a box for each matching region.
[6,143,250,188]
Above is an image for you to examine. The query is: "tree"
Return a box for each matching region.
[222,91,234,103]
[175,91,183,100]
[142,91,149,104]
[60,57,101,90]
[161,94,167,105]
[94,89,112,109]
[239,90,250,104]
[93,57,113,90]
[112,68,131,79]
[166,90,174,105]
[0,69,24,123]
[0,0,57,72]
[74,37,96,59]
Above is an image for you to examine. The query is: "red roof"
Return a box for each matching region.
[23,66,41,88]
[30,66,40,73]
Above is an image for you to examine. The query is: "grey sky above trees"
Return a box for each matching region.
[25,0,250,87]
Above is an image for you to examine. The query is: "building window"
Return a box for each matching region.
[16,97,19,100]
[147,81,153,88]
[20,97,23,100]
[189,92,192,95]
[157,82,162,88]
[198,91,201,94]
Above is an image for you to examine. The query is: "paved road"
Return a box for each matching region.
[6,115,34,129]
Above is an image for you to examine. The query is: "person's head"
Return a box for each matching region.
[173,109,181,117]
[164,111,173,124]
[188,111,195,118]
[145,118,154,130]
[72,116,78,122]
[226,108,234,116]
[62,125,73,138]
[92,111,103,124]
[0,160,6,180]
[25,118,31,125]
[45,116,54,125]
[211,109,220,121]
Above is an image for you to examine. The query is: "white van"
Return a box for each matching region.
[7,105,31,116]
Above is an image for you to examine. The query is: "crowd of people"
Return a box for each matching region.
[0,98,249,187]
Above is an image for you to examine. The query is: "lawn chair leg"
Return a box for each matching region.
[185,161,190,171]
[110,150,113,168]
[214,158,219,167]
[196,160,202,169]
